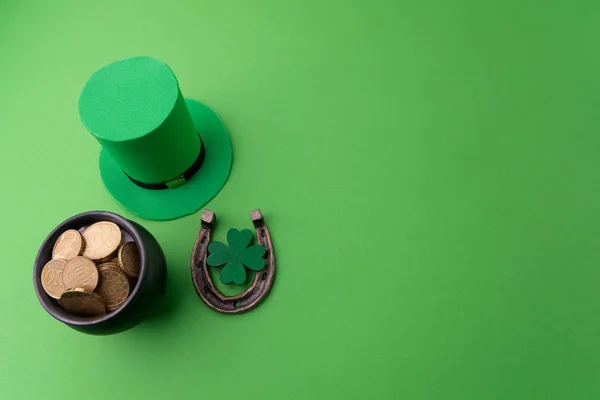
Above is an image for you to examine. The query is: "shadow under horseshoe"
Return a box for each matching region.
[191,209,276,314]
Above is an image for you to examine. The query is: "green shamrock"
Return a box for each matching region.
[207,228,266,285]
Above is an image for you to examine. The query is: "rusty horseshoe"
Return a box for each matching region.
[191,209,276,314]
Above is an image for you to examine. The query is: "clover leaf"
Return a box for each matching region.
[207,228,266,285]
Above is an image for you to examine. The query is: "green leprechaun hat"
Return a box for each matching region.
[78,56,232,221]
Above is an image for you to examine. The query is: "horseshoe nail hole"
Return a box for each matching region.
[234,300,241,308]
[261,272,268,280]
[200,236,206,244]
[260,230,266,238]
[203,285,210,294]
[263,249,269,258]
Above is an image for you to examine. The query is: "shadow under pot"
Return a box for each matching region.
[33,211,167,335]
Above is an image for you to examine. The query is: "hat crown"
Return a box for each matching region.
[79,56,179,142]
[78,56,200,185]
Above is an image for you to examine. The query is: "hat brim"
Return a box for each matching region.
[99,99,232,221]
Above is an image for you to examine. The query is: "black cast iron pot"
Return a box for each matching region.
[33,211,167,334]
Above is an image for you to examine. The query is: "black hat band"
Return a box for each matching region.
[123,136,206,190]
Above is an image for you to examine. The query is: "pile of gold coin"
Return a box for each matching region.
[40,221,140,317]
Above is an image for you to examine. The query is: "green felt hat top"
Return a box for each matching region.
[79,56,200,185]
[78,56,232,221]
[79,57,179,142]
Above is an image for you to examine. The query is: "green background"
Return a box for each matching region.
[1,0,599,398]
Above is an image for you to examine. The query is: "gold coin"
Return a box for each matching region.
[62,256,99,292]
[97,252,118,263]
[118,242,140,278]
[52,229,83,261]
[97,262,121,271]
[40,259,67,299]
[60,288,106,317]
[95,265,130,311]
[81,221,122,260]
[101,262,136,290]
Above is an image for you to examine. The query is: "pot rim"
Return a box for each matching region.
[33,211,147,326]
